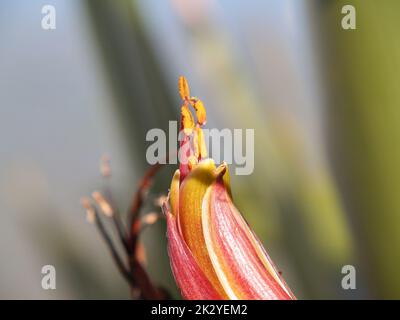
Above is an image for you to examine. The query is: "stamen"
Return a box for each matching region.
[196,125,207,159]
[190,98,207,125]
[193,128,199,159]
[188,156,199,171]
[181,105,195,135]
[178,76,190,101]
[178,76,209,175]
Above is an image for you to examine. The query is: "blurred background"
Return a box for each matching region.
[0,0,399,299]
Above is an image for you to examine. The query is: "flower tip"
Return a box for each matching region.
[215,162,227,178]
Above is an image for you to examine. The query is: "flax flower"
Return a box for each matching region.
[164,77,296,300]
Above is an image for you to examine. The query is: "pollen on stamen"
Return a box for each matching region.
[178,76,190,101]
[190,97,207,126]
[181,105,195,135]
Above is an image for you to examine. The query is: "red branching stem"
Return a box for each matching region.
[126,160,168,299]
[91,205,133,285]
[85,157,169,299]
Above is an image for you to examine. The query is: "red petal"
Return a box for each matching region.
[202,179,295,300]
[166,208,223,300]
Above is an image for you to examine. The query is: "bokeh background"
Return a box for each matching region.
[1,0,399,299]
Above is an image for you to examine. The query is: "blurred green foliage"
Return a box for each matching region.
[314,0,400,298]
